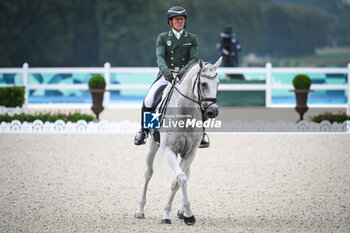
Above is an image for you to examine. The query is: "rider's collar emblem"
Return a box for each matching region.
[167,40,171,46]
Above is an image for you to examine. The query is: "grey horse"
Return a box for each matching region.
[135,57,222,225]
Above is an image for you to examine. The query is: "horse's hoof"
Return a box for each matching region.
[184,215,196,225]
[177,211,184,219]
[161,219,172,224]
[134,213,145,219]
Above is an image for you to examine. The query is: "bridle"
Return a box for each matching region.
[174,69,218,112]
[156,67,218,130]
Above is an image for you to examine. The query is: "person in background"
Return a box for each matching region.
[217,26,242,67]
[134,6,210,148]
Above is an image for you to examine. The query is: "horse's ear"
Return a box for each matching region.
[214,57,223,68]
[199,59,204,68]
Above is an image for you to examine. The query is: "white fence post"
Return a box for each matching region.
[23,63,29,106]
[104,62,111,107]
[265,62,272,108]
[347,63,350,115]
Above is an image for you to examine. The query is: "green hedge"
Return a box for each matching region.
[0,112,94,123]
[311,112,350,123]
[0,86,25,107]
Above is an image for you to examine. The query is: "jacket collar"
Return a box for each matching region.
[168,29,188,38]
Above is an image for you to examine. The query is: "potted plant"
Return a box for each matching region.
[88,74,106,121]
[291,74,313,122]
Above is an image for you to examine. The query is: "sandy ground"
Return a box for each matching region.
[0,134,349,232]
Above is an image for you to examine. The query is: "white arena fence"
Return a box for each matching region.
[0,62,349,108]
[0,120,139,134]
[1,107,349,134]
[0,119,349,134]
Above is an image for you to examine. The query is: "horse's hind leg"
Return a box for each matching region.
[135,137,159,219]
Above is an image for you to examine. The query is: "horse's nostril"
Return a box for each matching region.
[209,109,218,118]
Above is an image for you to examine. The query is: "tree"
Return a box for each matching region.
[0,0,345,67]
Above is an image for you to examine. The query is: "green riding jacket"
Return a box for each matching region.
[156,29,199,77]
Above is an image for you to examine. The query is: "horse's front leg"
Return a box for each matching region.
[162,147,196,225]
[135,136,159,219]
[161,177,180,224]
[177,151,196,225]
[162,161,188,223]
[169,164,192,220]
[177,168,191,219]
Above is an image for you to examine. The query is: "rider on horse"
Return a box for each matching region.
[134,6,210,148]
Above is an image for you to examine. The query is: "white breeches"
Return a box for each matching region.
[144,73,175,108]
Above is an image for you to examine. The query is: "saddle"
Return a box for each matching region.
[151,83,177,144]
[151,84,167,111]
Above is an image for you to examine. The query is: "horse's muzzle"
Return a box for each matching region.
[205,104,219,119]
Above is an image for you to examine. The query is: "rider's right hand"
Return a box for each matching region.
[164,72,174,82]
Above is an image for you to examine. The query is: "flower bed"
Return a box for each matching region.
[311,111,350,123]
[0,111,94,123]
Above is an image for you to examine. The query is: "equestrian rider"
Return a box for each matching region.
[134,6,210,148]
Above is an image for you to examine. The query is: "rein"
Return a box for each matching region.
[154,67,217,138]
[174,69,217,112]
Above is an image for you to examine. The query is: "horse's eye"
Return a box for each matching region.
[201,82,208,88]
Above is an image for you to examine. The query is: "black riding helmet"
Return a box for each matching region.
[167,6,187,25]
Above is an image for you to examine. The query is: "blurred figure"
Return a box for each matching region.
[217,26,242,67]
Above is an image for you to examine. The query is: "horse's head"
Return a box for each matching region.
[192,57,222,119]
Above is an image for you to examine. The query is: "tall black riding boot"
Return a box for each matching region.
[134,104,152,145]
[199,131,210,148]
[199,109,210,148]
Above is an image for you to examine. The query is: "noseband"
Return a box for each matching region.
[174,69,217,112]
